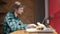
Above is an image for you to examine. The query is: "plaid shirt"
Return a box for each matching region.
[3,11,27,34]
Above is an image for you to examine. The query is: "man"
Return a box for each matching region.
[3,1,27,34]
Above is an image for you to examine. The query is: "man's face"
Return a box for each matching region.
[17,7,24,15]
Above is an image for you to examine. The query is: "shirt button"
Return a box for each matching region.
[19,24,21,25]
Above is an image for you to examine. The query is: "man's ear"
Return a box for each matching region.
[15,9,18,12]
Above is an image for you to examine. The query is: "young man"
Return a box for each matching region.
[3,1,27,34]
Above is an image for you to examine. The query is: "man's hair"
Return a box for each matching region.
[13,1,23,10]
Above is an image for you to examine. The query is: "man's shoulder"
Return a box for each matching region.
[5,12,14,18]
[7,12,13,15]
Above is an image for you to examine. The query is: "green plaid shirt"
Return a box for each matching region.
[3,11,27,34]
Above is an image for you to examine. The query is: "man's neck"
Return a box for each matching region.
[14,12,18,17]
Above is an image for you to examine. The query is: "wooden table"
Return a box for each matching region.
[10,30,57,34]
[10,25,57,34]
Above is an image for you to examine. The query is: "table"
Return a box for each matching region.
[10,26,57,34]
[10,30,57,34]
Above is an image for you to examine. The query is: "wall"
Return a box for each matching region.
[35,0,45,24]
[49,0,60,34]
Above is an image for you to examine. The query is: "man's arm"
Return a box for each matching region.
[5,16,27,31]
